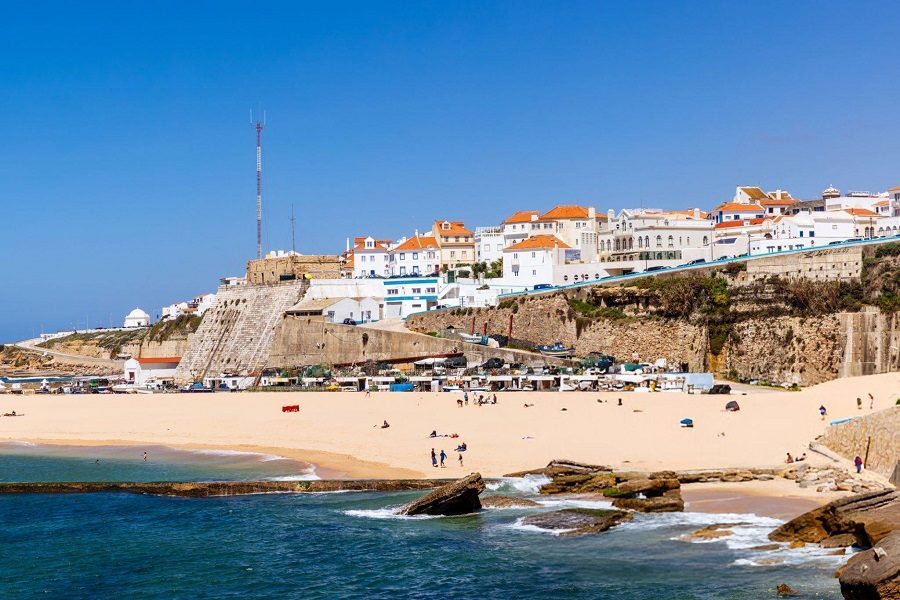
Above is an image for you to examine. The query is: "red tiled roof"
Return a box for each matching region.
[393,234,438,251]
[843,208,881,217]
[760,198,795,206]
[503,210,540,224]
[540,205,590,220]
[504,235,571,251]
[434,221,473,236]
[713,202,765,213]
[137,357,181,364]
[713,218,768,230]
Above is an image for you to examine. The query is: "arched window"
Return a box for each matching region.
[702,236,709,246]
[667,235,674,248]
[637,237,643,248]
[615,239,621,251]
[628,238,633,249]
[656,235,662,247]
[644,236,650,248]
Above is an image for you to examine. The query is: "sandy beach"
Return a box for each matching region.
[1,372,896,482]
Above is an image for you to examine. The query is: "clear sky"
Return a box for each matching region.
[2,1,899,341]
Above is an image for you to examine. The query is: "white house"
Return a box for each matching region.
[124,356,180,388]
[600,208,714,263]
[390,233,440,276]
[382,276,440,318]
[474,226,504,264]
[123,308,150,328]
[502,210,542,248]
[287,296,380,323]
[352,236,394,279]
[503,234,569,287]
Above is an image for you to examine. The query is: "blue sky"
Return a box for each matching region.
[1,1,899,341]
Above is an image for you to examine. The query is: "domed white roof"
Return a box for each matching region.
[126,308,149,319]
[823,185,840,197]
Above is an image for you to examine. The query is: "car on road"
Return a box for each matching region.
[684,258,706,265]
[342,318,357,326]
[644,265,667,272]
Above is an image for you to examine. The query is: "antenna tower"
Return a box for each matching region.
[290,203,296,254]
[252,110,266,259]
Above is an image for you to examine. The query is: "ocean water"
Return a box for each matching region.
[0,449,847,599]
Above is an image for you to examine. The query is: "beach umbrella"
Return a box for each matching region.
[679,418,694,427]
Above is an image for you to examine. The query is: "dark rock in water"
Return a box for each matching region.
[775,583,799,597]
[838,530,900,599]
[399,473,485,516]
[520,508,632,537]
[682,523,749,540]
[612,490,685,513]
[749,544,781,551]
[769,490,899,547]
[822,533,861,548]
[615,477,680,497]
[481,495,540,509]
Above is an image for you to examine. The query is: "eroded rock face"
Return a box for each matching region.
[683,523,746,541]
[520,508,632,537]
[775,583,799,597]
[481,495,540,509]
[612,490,685,513]
[839,531,900,599]
[399,473,486,516]
[769,490,899,547]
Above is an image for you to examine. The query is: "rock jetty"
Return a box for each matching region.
[481,495,540,509]
[399,473,485,516]
[838,530,899,599]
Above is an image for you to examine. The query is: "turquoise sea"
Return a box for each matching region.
[0,443,847,599]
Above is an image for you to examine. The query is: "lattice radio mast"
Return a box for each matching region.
[251,109,266,259]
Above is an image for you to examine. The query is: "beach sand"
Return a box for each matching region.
[1,372,896,482]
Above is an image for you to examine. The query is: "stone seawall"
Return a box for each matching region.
[840,309,900,378]
[174,281,308,384]
[269,316,562,367]
[820,407,900,478]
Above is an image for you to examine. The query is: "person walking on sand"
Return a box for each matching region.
[458,453,463,467]
[439,450,447,468]
[869,393,874,410]
[464,391,469,406]
[819,405,827,419]
[365,388,371,398]
[431,448,438,468]
[854,456,863,474]
[857,397,862,410]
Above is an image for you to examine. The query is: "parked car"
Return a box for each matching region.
[481,357,505,370]
[645,265,667,272]
[685,258,706,265]
[533,283,552,290]
[342,318,357,326]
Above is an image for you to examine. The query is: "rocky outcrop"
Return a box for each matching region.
[481,495,540,509]
[0,479,447,497]
[775,583,799,597]
[399,473,485,516]
[769,490,900,547]
[520,508,632,537]
[684,523,744,541]
[612,490,685,513]
[838,531,899,599]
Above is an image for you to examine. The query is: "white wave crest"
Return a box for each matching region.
[265,472,320,481]
[536,498,615,510]
[189,448,287,462]
[485,474,551,495]
[505,517,574,536]
[343,507,440,520]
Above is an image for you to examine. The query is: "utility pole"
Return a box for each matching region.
[290,203,296,254]
[252,109,266,259]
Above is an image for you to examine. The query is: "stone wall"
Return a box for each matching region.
[406,295,707,370]
[269,316,563,367]
[820,407,900,477]
[723,315,845,386]
[174,281,309,384]
[138,336,194,360]
[246,254,341,284]
[840,309,900,377]
[745,246,863,282]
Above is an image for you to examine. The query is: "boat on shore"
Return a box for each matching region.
[535,341,574,358]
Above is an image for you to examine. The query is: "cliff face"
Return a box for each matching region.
[406,276,899,386]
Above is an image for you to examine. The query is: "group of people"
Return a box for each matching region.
[785,452,807,464]
[456,392,498,407]
[431,448,463,468]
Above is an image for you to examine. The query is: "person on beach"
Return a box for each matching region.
[868,393,874,409]
[618,398,623,406]
[456,398,463,408]
[458,453,463,467]
[381,420,390,429]
[854,456,863,474]
[439,450,447,468]
[857,397,862,410]
[143,451,148,462]
[365,388,371,398]
[429,430,437,438]
[464,392,469,405]
[819,405,827,419]
[431,448,438,468]
[785,453,794,464]
[493,394,498,404]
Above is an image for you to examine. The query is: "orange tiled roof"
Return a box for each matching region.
[434,221,473,236]
[843,208,882,217]
[874,200,890,207]
[504,235,571,251]
[738,186,768,200]
[540,205,590,220]
[353,238,393,252]
[713,202,765,213]
[137,357,181,364]
[393,234,438,251]
[888,185,900,192]
[503,210,540,224]
[713,218,768,230]
[760,198,795,206]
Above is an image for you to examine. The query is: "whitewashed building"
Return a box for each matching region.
[390,233,440,276]
[124,356,180,388]
[352,236,394,279]
[123,308,150,328]
[474,226,504,264]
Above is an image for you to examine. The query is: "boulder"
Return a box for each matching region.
[615,477,680,497]
[481,495,540,509]
[520,508,632,537]
[613,490,685,513]
[838,531,900,599]
[399,473,485,516]
[775,583,798,597]
[822,533,860,548]
[683,523,744,540]
[769,490,899,547]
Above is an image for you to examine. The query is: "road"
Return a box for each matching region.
[14,338,125,369]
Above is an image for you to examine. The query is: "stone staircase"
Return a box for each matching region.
[174,280,308,383]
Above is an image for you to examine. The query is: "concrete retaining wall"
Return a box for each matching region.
[820,407,900,477]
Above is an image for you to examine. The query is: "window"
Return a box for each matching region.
[400,253,405,260]
[703,236,709,245]
[532,270,536,276]
[426,287,436,293]
[399,267,406,275]
[412,288,421,294]
[412,252,418,260]
[668,236,674,248]
[387,289,398,295]
[454,236,460,243]
[531,252,536,258]
[450,251,456,258]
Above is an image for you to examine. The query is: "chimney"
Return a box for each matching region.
[693,207,701,220]
[346,237,350,253]
[607,209,615,222]
[588,206,596,221]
